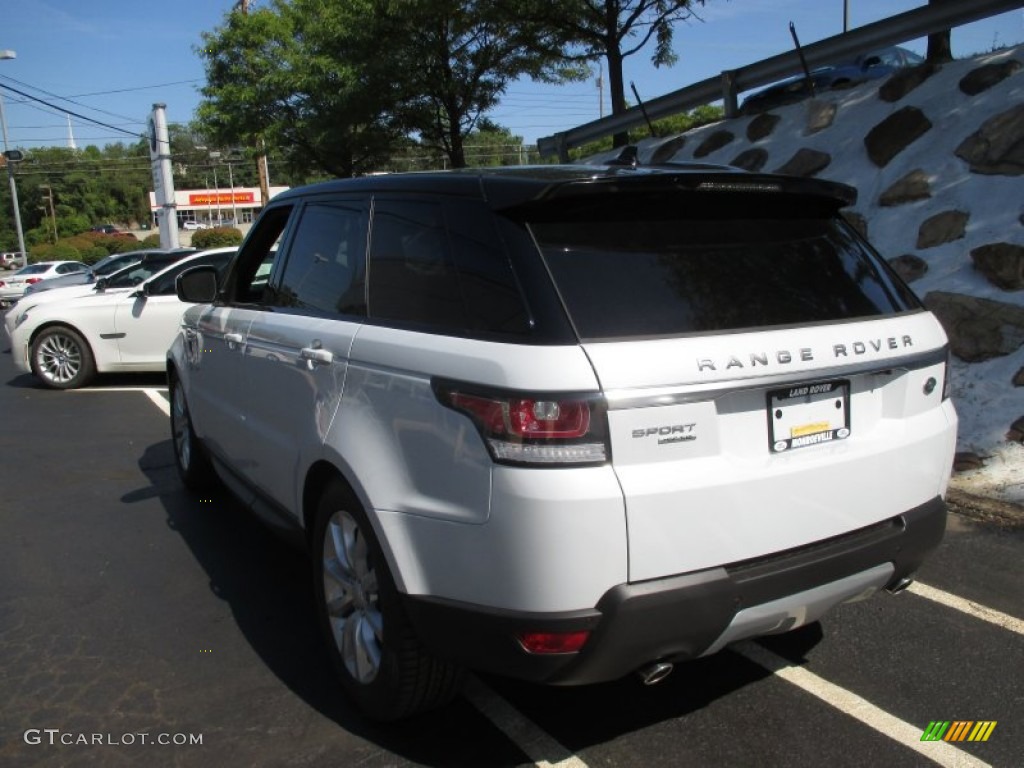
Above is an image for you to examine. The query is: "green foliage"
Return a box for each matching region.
[198,0,584,173]
[572,105,724,160]
[141,234,161,247]
[190,227,243,249]
[48,242,85,261]
[9,230,148,265]
[0,144,154,257]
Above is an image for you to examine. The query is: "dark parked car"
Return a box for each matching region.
[740,46,925,114]
[21,250,162,297]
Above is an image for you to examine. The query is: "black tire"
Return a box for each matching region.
[169,375,217,492]
[312,478,463,721]
[30,325,96,389]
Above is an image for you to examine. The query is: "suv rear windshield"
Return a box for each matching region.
[528,194,918,341]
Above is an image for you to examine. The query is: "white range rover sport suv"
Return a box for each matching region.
[168,164,957,720]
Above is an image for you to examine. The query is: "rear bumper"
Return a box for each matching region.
[403,495,946,685]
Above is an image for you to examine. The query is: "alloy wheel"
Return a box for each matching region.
[322,508,384,683]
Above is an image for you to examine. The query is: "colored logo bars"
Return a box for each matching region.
[921,721,997,742]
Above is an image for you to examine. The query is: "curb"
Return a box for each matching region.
[946,487,1024,528]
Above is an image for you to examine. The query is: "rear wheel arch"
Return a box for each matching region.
[302,461,411,597]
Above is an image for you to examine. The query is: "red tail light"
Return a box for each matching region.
[435,383,608,466]
[448,393,591,439]
[25,277,42,285]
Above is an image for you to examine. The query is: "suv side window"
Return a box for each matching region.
[368,199,529,335]
[272,200,368,316]
[369,200,462,329]
[228,205,293,305]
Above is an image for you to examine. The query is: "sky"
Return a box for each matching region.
[0,1,1022,152]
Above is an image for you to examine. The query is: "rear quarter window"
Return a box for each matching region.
[368,198,529,336]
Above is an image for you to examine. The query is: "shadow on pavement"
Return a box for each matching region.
[132,438,526,767]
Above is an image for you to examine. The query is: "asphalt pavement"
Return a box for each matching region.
[1,339,1021,768]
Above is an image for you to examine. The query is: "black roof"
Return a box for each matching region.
[270,162,857,210]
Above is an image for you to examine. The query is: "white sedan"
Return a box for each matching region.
[8,249,235,389]
[0,261,89,309]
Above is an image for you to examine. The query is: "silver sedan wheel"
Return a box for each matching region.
[171,384,192,471]
[34,330,84,386]
[322,509,384,683]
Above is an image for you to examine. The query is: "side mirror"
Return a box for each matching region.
[94,277,108,292]
[176,266,219,303]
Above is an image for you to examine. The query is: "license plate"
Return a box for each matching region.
[768,380,850,453]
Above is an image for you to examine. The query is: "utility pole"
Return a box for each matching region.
[0,49,26,257]
[39,185,57,243]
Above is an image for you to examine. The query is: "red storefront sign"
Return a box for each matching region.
[188,191,256,206]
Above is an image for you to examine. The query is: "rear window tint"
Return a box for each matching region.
[529,199,917,340]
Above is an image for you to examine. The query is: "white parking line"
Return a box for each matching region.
[142,387,170,417]
[909,582,1024,636]
[734,641,991,768]
[67,385,168,393]
[462,676,589,768]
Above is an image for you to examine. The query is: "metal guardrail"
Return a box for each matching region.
[537,0,1024,160]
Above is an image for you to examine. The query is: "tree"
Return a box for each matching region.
[199,1,412,177]
[523,0,708,147]
[378,0,583,168]
[197,1,583,174]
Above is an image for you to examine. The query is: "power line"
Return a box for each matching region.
[0,82,143,140]
[0,74,140,124]
[64,79,203,99]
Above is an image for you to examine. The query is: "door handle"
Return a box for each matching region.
[300,347,333,365]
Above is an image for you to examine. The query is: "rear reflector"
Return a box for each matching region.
[517,630,590,654]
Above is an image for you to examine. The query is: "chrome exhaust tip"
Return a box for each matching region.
[637,661,674,686]
[886,577,914,595]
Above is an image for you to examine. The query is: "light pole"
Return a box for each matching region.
[210,153,221,225]
[0,49,27,258]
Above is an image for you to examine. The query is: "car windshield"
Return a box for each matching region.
[92,255,143,276]
[93,261,128,276]
[145,252,236,295]
[16,264,49,275]
[103,259,178,288]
